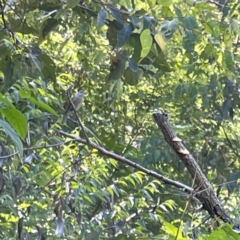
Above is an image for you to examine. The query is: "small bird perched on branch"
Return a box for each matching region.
[62,89,85,124]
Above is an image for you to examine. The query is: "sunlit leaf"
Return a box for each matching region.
[1,108,27,139]
[147,0,156,8]
[20,94,58,116]
[154,33,166,52]
[163,222,186,239]
[140,29,152,58]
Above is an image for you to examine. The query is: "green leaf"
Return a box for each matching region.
[19,91,58,116]
[231,18,240,37]
[31,97,58,116]
[163,222,186,240]
[0,58,15,94]
[0,120,23,157]
[140,29,152,58]
[1,108,27,139]
[154,33,166,52]
[117,25,133,47]
[183,16,199,29]
[34,171,52,187]
[124,67,143,85]
[151,44,172,71]
[8,16,37,34]
[108,59,126,80]
[161,19,179,40]
[128,58,138,72]
[224,50,236,72]
[0,93,15,108]
[40,18,59,40]
[174,6,183,18]
[221,224,240,239]
[116,78,123,99]
[132,34,142,64]
[147,0,156,8]
[0,39,15,56]
[119,0,132,8]
[85,231,100,240]
[12,54,29,78]
[160,0,173,6]
[143,16,157,30]
[183,29,195,52]
[66,0,79,8]
[38,54,56,82]
[207,224,236,240]
[107,20,124,48]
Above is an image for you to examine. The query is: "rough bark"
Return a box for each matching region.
[153,111,235,226]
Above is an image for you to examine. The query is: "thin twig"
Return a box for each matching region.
[0,0,7,29]
[0,140,74,159]
[0,0,14,38]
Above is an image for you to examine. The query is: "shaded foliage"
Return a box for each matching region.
[0,0,239,239]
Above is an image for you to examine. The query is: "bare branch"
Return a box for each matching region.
[0,140,74,159]
[0,0,14,38]
[153,110,239,229]
[59,130,194,194]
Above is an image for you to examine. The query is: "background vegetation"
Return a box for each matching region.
[0,0,240,239]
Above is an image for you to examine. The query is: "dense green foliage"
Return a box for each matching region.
[0,0,240,239]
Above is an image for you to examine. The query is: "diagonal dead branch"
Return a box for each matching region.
[153,110,238,229]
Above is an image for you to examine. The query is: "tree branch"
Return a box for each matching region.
[153,110,240,230]
[59,130,194,194]
[0,0,14,38]
[0,140,74,159]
